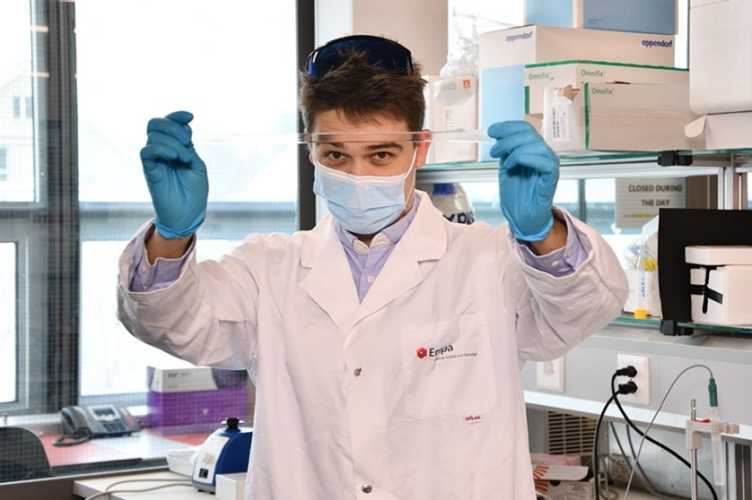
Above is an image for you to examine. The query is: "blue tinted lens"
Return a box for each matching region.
[306,35,413,77]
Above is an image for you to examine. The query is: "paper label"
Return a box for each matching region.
[550,101,570,142]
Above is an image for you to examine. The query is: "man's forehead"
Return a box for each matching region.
[314,109,410,132]
[308,109,425,147]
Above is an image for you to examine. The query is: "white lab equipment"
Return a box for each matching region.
[216,473,246,500]
[686,245,752,326]
[686,399,739,499]
[192,418,252,493]
[525,0,677,35]
[117,190,628,500]
[166,448,198,477]
[690,0,752,114]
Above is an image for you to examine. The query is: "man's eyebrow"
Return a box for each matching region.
[316,141,406,151]
[365,142,404,151]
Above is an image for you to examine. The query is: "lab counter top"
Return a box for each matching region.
[41,428,209,470]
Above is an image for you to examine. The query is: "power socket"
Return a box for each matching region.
[536,357,565,392]
[616,354,650,405]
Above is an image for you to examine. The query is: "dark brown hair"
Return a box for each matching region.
[299,50,427,132]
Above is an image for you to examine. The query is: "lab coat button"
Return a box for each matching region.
[361,484,373,494]
[353,368,362,377]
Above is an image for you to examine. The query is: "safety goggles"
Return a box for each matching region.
[305,35,415,78]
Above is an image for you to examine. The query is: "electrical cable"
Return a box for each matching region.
[623,424,662,497]
[615,364,718,500]
[83,478,193,500]
[609,422,662,497]
[53,428,92,447]
[593,394,615,499]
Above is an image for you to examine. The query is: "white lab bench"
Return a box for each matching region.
[73,471,207,499]
[72,470,663,500]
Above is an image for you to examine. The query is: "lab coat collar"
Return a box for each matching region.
[300,190,448,336]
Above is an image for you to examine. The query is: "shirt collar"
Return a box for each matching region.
[335,192,422,252]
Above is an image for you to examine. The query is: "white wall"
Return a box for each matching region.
[315,0,448,75]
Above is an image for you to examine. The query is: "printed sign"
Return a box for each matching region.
[615,178,686,228]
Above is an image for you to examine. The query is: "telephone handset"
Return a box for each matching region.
[54,404,140,447]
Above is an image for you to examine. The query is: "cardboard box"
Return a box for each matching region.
[426,75,478,163]
[541,82,703,153]
[687,246,752,326]
[148,366,219,393]
[525,60,687,115]
[685,112,752,150]
[525,0,676,34]
[479,26,675,158]
[533,464,593,500]
[690,0,752,114]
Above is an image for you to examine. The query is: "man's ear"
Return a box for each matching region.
[415,130,432,168]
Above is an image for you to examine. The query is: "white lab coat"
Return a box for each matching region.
[117,191,627,500]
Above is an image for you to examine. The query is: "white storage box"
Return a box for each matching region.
[525,0,676,34]
[525,61,687,115]
[541,82,703,153]
[690,0,752,114]
[686,246,752,326]
[479,25,675,159]
[427,75,478,163]
[685,112,752,150]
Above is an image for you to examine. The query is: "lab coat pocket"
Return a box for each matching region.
[399,314,497,420]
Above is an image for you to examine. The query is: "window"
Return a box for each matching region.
[0,243,16,403]
[0,0,35,203]
[12,96,21,118]
[75,0,298,398]
[464,178,581,227]
[0,148,7,181]
[1,0,308,480]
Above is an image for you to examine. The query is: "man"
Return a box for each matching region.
[118,35,628,499]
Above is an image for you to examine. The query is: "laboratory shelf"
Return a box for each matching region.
[417,148,752,184]
[612,314,752,337]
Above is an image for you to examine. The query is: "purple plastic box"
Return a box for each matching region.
[146,386,247,428]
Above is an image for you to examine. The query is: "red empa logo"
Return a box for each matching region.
[416,347,428,359]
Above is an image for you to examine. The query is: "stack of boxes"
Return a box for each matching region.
[476,0,698,157]
[686,0,752,149]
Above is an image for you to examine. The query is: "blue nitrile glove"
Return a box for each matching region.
[488,121,560,242]
[140,111,208,239]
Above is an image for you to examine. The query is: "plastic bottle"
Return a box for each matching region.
[421,183,475,225]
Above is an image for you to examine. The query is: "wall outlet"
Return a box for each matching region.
[617,354,650,405]
[536,357,565,393]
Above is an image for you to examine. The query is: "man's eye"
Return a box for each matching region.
[372,151,394,161]
[325,151,346,161]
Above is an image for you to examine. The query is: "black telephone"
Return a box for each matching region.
[54,404,140,447]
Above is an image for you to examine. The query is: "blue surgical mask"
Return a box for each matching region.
[312,151,417,235]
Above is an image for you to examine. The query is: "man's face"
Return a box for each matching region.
[309,109,430,203]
